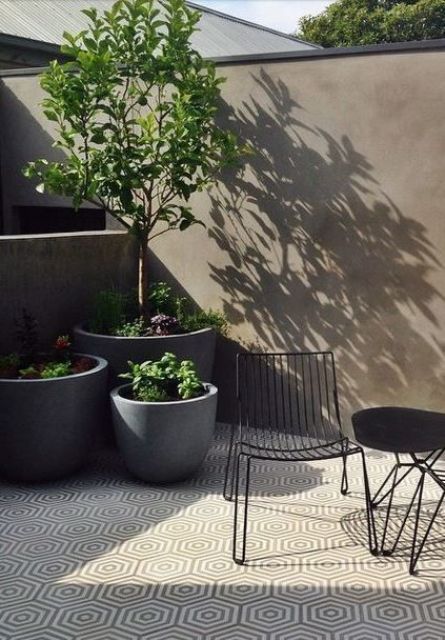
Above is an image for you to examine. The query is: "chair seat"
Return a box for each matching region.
[238,433,360,461]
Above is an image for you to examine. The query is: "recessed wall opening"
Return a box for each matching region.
[13,205,106,234]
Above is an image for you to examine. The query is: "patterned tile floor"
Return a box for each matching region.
[1,425,444,640]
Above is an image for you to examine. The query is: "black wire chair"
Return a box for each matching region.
[223,351,377,564]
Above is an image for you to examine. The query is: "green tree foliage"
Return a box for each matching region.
[24,0,241,316]
[298,0,445,48]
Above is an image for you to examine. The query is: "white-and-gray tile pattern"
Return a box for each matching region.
[0,426,444,639]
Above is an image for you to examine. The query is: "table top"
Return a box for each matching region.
[352,406,445,453]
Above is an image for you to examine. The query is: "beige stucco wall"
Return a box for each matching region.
[2,49,445,424]
[150,50,445,423]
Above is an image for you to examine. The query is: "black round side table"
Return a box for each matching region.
[352,406,445,575]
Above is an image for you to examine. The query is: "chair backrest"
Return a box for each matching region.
[236,352,344,452]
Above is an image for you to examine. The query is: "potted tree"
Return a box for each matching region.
[111,352,217,482]
[0,314,108,483]
[24,0,241,383]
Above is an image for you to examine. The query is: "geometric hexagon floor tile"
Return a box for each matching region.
[0,424,444,639]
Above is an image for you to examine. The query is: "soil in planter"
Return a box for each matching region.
[0,352,96,380]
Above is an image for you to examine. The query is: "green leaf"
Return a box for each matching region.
[179,219,191,231]
[43,109,58,122]
[91,130,107,144]
[82,7,98,21]
[120,188,134,209]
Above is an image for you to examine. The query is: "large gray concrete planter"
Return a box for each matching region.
[111,383,217,483]
[74,325,216,385]
[0,355,108,483]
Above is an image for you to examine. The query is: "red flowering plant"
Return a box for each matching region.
[0,312,96,380]
[54,335,71,351]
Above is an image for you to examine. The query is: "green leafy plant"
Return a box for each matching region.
[148,281,179,316]
[180,309,228,335]
[24,0,242,318]
[19,365,41,379]
[89,290,131,334]
[136,384,169,402]
[40,361,73,379]
[19,360,74,379]
[121,352,203,401]
[114,317,147,337]
[176,359,204,399]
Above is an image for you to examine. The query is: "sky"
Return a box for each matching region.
[194,0,334,34]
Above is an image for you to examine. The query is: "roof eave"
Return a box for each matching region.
[0,32,62,53]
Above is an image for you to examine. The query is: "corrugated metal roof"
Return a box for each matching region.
[187,2,318,56]
[0,0,317,57]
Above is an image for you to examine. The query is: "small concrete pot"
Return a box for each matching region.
[111,383,218,483]
[74,325,216,386]
[0,355,108,483]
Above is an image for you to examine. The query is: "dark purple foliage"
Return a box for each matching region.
[150,314,180,336]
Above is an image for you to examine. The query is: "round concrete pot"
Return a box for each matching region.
[74,325,216,386]
[0,355,108,483]
[111,383,218,483]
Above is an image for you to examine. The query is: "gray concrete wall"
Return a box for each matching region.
[0,74,102,233]
[0,231,137,352]
[2,47,445,425]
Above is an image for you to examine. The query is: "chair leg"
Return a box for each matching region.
[223,424,236,502]
[233,453,252,565]
[360,449,378,556]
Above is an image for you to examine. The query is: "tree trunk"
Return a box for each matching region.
[138,236,149,319]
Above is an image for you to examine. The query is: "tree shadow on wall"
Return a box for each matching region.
[208,68,445,413]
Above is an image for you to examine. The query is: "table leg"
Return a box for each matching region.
[386,476,423,557]
[371,449,445,574]
[371,454,414,509]
[409,481,445,575]
[380,464,399,554]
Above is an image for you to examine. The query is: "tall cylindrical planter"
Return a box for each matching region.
[111,383,218,483]
[74,325,216,386]
[0,355,108,483]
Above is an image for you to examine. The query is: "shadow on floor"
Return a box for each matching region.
[0,426,324,583]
